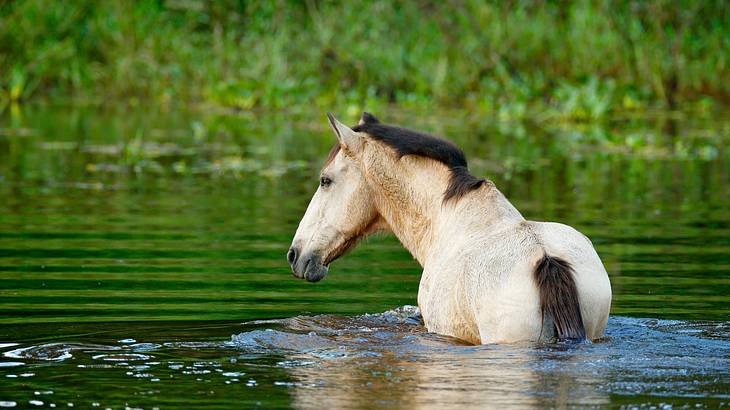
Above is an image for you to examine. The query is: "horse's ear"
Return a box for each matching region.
[358,112,379,125]
[327,112,362,153]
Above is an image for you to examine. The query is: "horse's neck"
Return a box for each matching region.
[368,157,523,265]
[369,160,441,265]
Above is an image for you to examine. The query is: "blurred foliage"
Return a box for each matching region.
[0,0,728,119]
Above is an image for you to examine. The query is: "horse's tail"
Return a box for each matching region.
[534,254,586,341]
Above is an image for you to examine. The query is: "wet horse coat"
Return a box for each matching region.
[288,113,612,344]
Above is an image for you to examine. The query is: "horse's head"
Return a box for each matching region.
[288,112,388,282]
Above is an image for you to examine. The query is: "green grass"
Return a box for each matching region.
[1,0,728,119]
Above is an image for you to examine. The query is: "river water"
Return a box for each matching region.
[0,105,728,408]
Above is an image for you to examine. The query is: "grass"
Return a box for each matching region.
[0,0,728,120]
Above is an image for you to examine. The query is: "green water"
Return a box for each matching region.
[0,105,728,408]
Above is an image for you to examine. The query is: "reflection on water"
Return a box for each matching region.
[1,105,729,407]
[1,307,728,409]
[233,308,730,409]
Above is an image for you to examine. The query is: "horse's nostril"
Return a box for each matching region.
[287,248,298,265]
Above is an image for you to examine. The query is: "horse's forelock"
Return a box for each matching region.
[322,144,341,170]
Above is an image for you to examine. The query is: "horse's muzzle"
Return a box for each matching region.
[288,248,328,282]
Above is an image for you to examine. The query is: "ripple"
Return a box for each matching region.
[230,329,336,352]
[92,354,153,362]
[5,343,119,362]
[228,308,730,401]
[231,306,464,356]
[1,307,728,407]
[128,343,161,352]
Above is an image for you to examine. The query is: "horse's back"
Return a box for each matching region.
[528,221,612,340]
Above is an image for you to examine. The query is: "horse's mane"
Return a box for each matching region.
[352,113,486,202]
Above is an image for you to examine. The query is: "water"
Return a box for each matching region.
[1,105,729,408]
[0,310,728,408]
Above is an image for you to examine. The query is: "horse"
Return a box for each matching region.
[287,112,612,344]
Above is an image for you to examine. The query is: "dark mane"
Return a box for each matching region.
[352,114,486,202]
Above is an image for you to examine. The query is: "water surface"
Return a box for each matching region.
[0,105,728,408]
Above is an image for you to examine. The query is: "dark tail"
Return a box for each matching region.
[534,255,586,341]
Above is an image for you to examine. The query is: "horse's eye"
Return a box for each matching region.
[320,176,333,188]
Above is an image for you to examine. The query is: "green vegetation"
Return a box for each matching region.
[1,0,727,119]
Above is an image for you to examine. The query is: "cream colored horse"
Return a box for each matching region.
[288,113,611,344]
